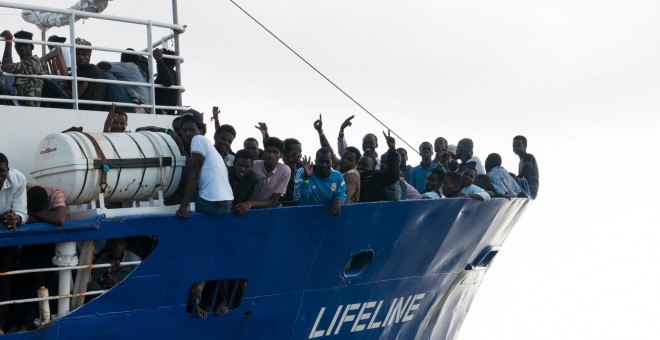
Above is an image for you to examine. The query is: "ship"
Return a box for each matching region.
[0,1,530,339]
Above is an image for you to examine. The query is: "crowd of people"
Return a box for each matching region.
[0,29,540,326]
[1,30,178,113]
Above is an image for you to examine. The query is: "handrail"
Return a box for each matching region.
[0,1,185,113]
[0,290,105,306]
[0,261,142,277]
[0,1,185,31]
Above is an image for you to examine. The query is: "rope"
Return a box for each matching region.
[229,0,419,154]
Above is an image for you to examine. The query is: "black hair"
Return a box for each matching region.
[283,138,301,153]
[214,124,236,139]
[264,137,284,153]
[419,141,432,151]
[161,48,176,67]
[234,149,255,162]
[172,116,182,129]
[363,133,378,142]
[514,135,527,148]
[181,116,206,132]
[14,30,33,41]
[343,146,361,160]
[115,110,128,119]
[445,171,462,185]
[27,186,49,213]
[316,147,333,159]
[0,153,7,166]
[435,137,448,146]
[474,174,495,192]
[120,48,140,63]
[244,137,258,145]
[485,153,502,172]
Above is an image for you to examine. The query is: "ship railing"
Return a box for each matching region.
[0,257,141,323]
[0,1,187,113]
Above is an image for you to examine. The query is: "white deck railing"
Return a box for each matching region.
[0,1,187,113]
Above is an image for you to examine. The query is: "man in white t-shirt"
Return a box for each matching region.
[176,112,234,218]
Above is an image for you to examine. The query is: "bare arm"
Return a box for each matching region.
[176,153,204,219]
[27,206,67,226]
[103,103,117,133]
[212,106,221,132]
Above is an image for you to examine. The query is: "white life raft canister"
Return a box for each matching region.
[31,131,186,205]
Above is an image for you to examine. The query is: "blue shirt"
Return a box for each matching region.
[409,162,437,194]
[294,168,347,206]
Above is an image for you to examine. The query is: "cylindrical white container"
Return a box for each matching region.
[31,131,185,205]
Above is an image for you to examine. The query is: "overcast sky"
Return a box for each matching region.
[4,0,660,338]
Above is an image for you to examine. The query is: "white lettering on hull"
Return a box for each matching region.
[308,293,426,338]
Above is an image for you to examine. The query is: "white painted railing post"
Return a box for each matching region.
[52,242,79,317]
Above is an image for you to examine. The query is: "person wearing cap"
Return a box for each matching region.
[0,30,46,107]
[456,138,486,175]
[176,111,234,217]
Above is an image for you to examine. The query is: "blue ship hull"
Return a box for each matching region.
[1,198,529,339]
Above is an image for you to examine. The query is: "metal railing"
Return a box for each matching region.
[0,1,187,113]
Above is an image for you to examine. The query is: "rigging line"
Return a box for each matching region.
[229,0,419,154]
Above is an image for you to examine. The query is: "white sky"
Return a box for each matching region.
[3,0,660,338]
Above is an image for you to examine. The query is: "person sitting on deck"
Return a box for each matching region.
[422,167,446,199]
[409,142,437,194]
[176,113,234,217]
[339,146,361,203]
[513,135,539,199]
[456,138,486,175]
[103,103,128,133]
[98,49,151,112]
[251,137,290,208]
[357,131,401,202]
[459,167,491,201]
[294,147,346,216]
[58,37,106,111]
[485,153,522,197]
[211,106,237,166]
[0,30,45,107]
[154,48,178,115]
[88,238,141,291]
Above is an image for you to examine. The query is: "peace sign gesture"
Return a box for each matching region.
[382,130,396,150]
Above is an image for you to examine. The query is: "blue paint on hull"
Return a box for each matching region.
[1,198,529,339]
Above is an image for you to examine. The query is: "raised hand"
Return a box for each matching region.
[211,106,220,121]
[255,122,268,137]
[313,114,323,133]
[1,30,13,41]
[382,130,395,150]
[153,48,163,61]
[301,155,314,179]
[340,115,354,132]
